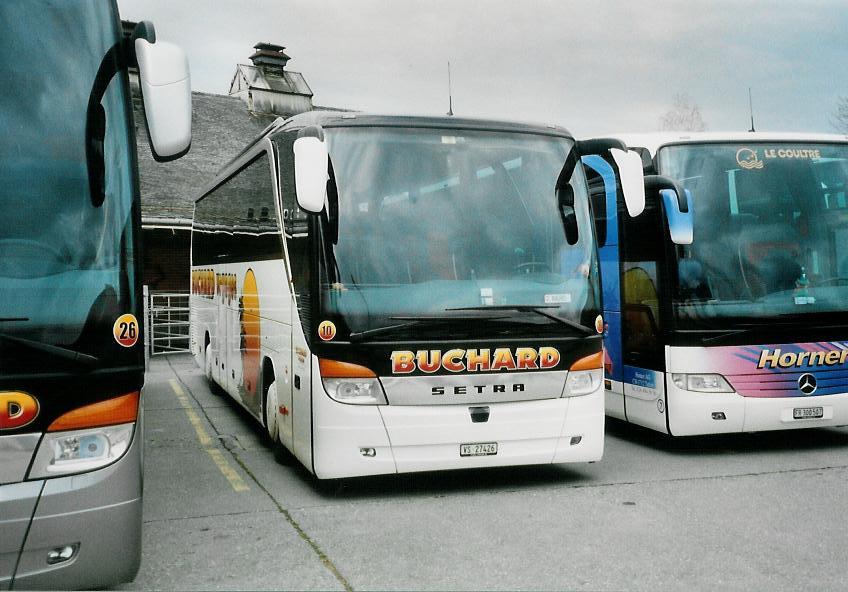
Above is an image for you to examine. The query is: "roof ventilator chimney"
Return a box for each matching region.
[249,42,290,78]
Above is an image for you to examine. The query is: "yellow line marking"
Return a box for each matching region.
[169,379,212,446]
[186,408,213,446]
[207,448,251,492]
[169,379,186,397]
[168,379,249,492]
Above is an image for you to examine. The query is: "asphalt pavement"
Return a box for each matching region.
[119,354,848,591]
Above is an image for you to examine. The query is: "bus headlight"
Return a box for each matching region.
[564,369,603,397]
[323,378,388,405]
[28,423,135,479]
[318,358,388,405]
[671,373,734,393]
[563,352,603,397]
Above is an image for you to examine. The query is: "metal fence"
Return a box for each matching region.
[145,288,190,357]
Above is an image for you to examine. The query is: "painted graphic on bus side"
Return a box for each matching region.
[240,269,261,397]
[672,341,848,397]
[0,391,39,430]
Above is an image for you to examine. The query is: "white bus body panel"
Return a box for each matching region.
[666,345,848,435]
[193,259,606,479]
[191,258,292,429]
[310,354,604,479]
[604,379,626,421]
[622,368,666,433]
[290,303,313,471]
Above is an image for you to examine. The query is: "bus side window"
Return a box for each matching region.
[193,152,281,265]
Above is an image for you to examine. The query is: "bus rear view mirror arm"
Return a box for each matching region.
[294,126,329,214]
[575,137,627,155]
[134,22,192,162]
[645,174,688,213]
[645,174,693,245]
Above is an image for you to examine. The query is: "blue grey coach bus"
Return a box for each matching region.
[0,2,190,588]
[584,132,848,436]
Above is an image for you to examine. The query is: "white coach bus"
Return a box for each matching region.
[190,112,651,478]
[583,132,848,435]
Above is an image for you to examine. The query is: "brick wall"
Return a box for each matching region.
[141,228,191,292]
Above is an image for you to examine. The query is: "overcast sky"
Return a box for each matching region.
[118,0,847,137]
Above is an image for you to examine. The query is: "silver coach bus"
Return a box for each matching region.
[0,2,190,588]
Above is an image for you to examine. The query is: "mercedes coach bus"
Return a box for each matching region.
[190,112,653,478]
[0,2,190,589]
[583,132,848,435]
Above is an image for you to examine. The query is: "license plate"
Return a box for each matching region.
[460,442,497,457]
[793,406,824,419]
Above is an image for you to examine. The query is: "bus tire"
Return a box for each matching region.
[264,380,280,443]
[205,343,222,395]
[204,343,213,380]
[263,379,295,465]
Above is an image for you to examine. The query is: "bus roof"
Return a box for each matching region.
[608,131,848,157]
[215,111,575,178]
[278,110,573,137]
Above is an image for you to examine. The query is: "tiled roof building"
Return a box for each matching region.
[132,43,326,292]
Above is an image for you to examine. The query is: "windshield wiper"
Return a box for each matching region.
[681,323,848,344]
[446,305,595,336]
[348,313,510,343]
[348,321,420,343]
[0,333,99,369]
[690,329,754,344]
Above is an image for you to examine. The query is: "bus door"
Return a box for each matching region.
[619,190,671,432]
[212,270,226,386]
[278,132,311,462]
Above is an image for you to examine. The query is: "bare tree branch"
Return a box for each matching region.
[831,96,848,133]
[658,93,707,132]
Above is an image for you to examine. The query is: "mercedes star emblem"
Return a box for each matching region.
[798,373,818,395]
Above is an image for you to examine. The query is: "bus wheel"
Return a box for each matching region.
[264,380,280,443]
[264,378,294,465]
[205,344,222,395]
[204,343,213,380]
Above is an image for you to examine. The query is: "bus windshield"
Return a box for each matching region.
[660,142,848,330]
[318,126,600,340]
[0,2,137,373]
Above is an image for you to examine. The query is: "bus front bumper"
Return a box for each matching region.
[0,422,143,591]
[312,387,604,479]
[666,382,848,435]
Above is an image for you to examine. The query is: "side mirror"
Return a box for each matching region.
[293,134,328,213]
[661,189,694,245]
[645,175,693,245]
[610,149,646,217]
[135,37,191,161]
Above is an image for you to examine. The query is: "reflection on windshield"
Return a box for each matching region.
[0,2,135,366]
[320,127,600,337]
[661,143,848,326]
